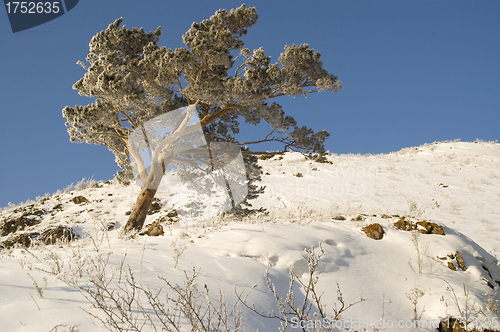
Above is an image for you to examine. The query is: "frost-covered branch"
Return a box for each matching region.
[63,4,341,231]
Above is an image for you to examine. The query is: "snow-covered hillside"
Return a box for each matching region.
[1,140,500,332]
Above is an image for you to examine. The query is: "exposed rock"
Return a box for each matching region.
[155,210,179,225]
[258,153,282,161]
[393,218,416,232]
[481,265,499,288]
[455,252,466,271]
[446,252,466,271]
[351,215,365,222]
[332,215,346,221]
[140,222,164,236]
[393,218,445,235]
[40,226,76,245]
[147,200,162,215]
[363,223,384,240]
[13,204,34,214]
[0,224,76,249]
[0,232,39,250]
[105,221,117,230]
[32,209,45,216]
[293,172,303,178]
[1,214,43,236]
[307,153,333,164]
[416,221,445,235]
[72,196,89,205]
[13,232,36,247]
[438,317,464,332]
[166,210,178,219]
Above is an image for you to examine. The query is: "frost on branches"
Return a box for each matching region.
[62,4,341,232]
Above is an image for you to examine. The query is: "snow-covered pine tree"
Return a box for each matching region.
[62,4,342,233]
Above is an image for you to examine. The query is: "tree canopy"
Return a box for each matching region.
[63,4,341,183]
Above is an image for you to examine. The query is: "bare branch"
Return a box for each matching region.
[199,105,240,128]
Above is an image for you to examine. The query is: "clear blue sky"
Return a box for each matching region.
[1,0,499,207]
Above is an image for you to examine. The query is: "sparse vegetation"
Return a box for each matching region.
[408,231,430,274]
[2,140,500,331]
[238,244,366,332]
[406,286,425,321]
[443,281,484,330]
[21,240,367,332]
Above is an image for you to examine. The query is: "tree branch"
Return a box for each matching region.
[237,137,289,146]
[93,131,126,140]
[199,105,240,127]
[116,106,138,129]
[234,60,251,78]
[271,82,288,95]
[127,139,149,184]
[116,106,155,152]
[156,105,197,164]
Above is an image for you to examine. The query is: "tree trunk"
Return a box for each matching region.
[123,187,158,233]
[123,164,164,233]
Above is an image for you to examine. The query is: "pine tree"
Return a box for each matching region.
[62,4,341,233]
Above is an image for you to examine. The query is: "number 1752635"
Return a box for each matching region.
[5,2,61,14]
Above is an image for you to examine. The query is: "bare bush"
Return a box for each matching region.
[32,247,242,332]
[238,244,366,331]
[23,236,366,331]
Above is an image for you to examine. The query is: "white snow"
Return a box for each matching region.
[1,140,500,331]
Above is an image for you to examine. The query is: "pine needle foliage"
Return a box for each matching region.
[63,4,341,182]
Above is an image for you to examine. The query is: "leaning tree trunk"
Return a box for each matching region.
[123,187,158,233]
[123,105,196,233]
[123,163,164,233]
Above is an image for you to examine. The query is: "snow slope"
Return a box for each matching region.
[1,140,500,331]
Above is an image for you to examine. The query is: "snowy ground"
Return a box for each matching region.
[1,140,500,331]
